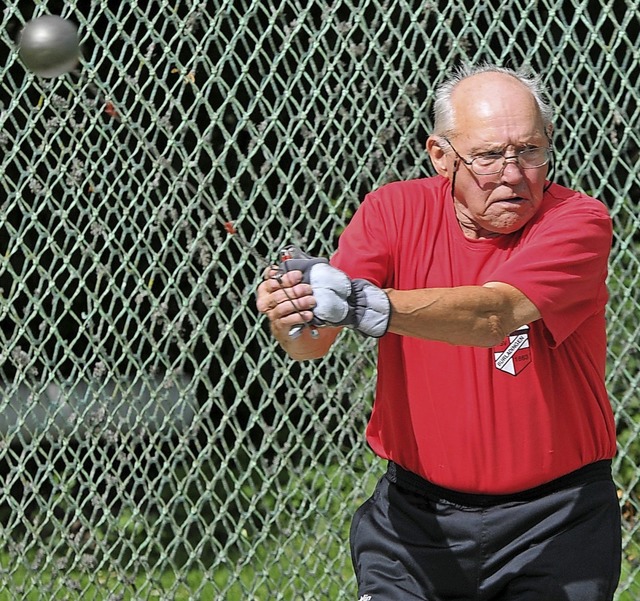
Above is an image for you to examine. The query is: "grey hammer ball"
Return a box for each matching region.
[18,15,80,78]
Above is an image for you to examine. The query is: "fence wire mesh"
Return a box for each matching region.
[0,0,639,599]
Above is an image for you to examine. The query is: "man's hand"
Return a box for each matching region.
[256,265,316,334]
[256,258,338,360]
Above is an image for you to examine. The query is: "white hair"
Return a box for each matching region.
[432,63,554,138]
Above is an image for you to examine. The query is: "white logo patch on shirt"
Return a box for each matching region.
[494,325,532,376]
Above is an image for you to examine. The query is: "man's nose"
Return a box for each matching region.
[500,157,525,181]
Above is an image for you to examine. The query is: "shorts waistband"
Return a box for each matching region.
[386,460,612,508]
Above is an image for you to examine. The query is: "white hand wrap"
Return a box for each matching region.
[281,256,390,338]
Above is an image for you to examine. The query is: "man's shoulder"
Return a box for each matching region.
[543,182,610,216]
[372,174,446,196]
[365,176,448,213]
[527,183,612,243]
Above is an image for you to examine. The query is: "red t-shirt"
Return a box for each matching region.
[331,175,616,494]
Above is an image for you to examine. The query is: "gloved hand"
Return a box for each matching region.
[278,246,391,338]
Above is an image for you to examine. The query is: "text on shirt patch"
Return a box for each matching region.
[494,325,532,376]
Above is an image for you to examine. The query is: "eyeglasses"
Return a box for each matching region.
[443,137,553,176]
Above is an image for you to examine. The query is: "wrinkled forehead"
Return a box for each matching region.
[450,73,547,141]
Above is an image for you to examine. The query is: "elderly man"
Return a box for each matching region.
[256,64,621,601]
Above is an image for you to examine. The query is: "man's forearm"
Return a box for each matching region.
[386,284,540,347]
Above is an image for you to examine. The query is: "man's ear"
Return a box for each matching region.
[545,124,554,144]
[427,135,452,179]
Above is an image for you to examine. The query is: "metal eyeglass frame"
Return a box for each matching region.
[442,137,553,176]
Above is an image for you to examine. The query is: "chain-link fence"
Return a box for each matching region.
[0,0,638,599]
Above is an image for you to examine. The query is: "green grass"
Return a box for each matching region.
[0,516,356,600]
[0,458,375,600]
[617,544,640,601]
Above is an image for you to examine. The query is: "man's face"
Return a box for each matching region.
[430,74,551,239]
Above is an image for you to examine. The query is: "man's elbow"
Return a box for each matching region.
[476,311,540,348]
[476,315,515,348]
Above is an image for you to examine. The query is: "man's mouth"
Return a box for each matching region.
[496,196,525,204]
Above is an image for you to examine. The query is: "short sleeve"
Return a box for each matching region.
[330,189,396,287]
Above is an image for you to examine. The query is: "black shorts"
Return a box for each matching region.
[349,461,621,601]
